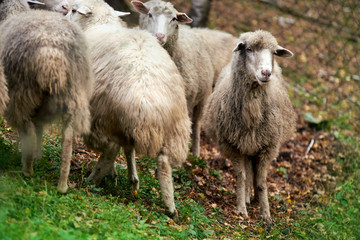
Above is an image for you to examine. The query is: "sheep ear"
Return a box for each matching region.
[77,6,92,16]
[27,0,45,5]
[275,46,293,58]
[233,41,245,52]
[176,13,193,23]
[115,11,131,18]
[131,1,149,14]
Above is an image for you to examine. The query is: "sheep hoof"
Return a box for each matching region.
[57,182,69,194]
[165,210,179,223]
[131,189,138,197]
[129,177,139,192]
[88,165,117,186]
[87,174,102,186]
[22,168,34,177]
[236,209,249,219]
[260,215,273,229]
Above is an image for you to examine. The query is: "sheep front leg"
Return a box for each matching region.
[88,143,119,185]
[245,160,253,205]
[233,156,248,217]
[34,123,43,160]
[124,146,139,193]
[157,153,177,219]
[191,103,204,157]
[19,122,36,177]
[254,149,277,224]
[57,125,73,193]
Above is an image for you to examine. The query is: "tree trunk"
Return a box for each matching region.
[105,0,139,26]
[188,0,212,28]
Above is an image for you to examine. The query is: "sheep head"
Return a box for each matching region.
[132,0,192,45]
[66,0,129,29]
[233,30,293,84]
[28,0,70,15]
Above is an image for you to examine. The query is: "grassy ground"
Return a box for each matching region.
[0,115,359,239]
[1,0,359,239]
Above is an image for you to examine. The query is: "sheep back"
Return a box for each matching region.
[170,25,214,110]
[0,10,93,134]
[84,26,190,165]
[192,28,238,86]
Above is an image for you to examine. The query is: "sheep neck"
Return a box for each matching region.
[230,66,272,129]
[163,26,179,57]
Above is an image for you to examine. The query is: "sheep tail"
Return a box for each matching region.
[35,47,69,94]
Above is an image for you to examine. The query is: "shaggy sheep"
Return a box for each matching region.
[67,0,191,218]
[28,0,70,14]
[0,0,93,193]
[0,0,30,21]
[132,0,237,157]
[203,30,296,223]
[0,60,8,114]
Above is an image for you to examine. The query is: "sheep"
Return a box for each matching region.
[0,0,31,21]
[0,60,8,114]
[203,30,296,224]
[67,0,191,218]
[28,0,70,15]
[132,0,238,157]
[0,0,93,193]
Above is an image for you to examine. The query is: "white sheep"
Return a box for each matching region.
[132,0,238,157]
[67,0,191,218]
[28,0,71,14]
[0,0,93,193]
[203,30,296,224]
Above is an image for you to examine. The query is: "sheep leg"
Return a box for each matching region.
[157,153,177,219]
[124,145,139,192]
[254,150,276,224]
[34,123,43,160]
[233,156,248,217]
[245,160,253,205]
[191,103,203,157]
[19,122,36,177]
[88,143,119,185]
[252,158,259,203]
[57,125,73,193]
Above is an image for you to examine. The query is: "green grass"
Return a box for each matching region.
[0,125,219,239]
[1,105,359,239]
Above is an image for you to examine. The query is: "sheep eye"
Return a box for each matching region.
[148,13,152,18]
[171,17,177,22]
[246,47,253,52]
[72,9,77,13]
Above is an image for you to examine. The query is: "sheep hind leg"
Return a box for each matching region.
[245,160,253,205]
[19,122,37,177]
[124,145,139,193]
[157,153,177,220]
[34,123,43,160]
[87,142,119,186]
[57,125,73,193]
[233,156,248,218]
[191,103,203,157]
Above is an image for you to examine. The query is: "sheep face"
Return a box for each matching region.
[43,0,70,15]
[28,0,70,15]
[233,30,293,85]
[132,0,192,45]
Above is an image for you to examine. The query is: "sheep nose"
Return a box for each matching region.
[155,33,165,42]
[261,70,271,79]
